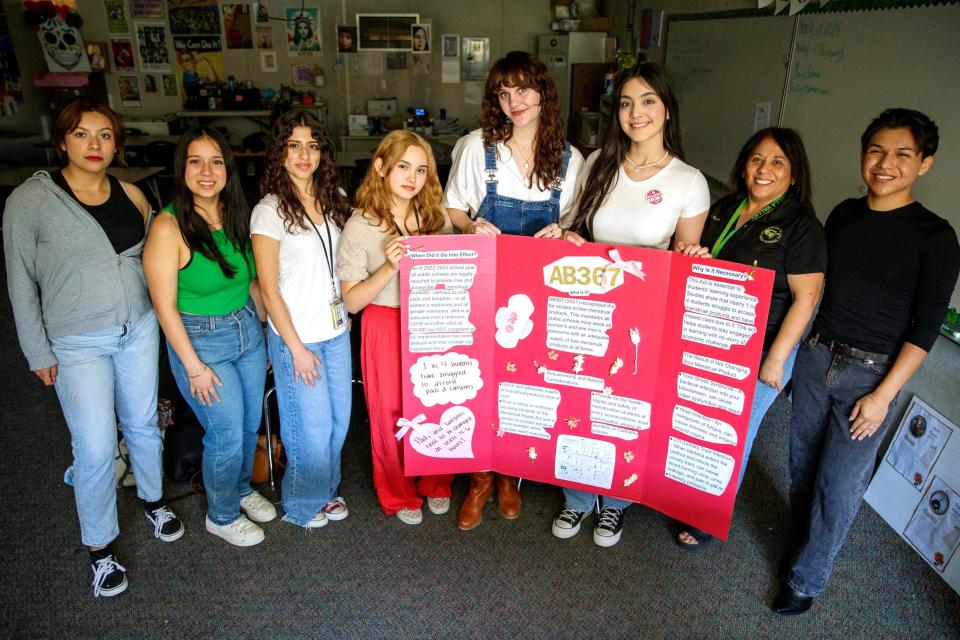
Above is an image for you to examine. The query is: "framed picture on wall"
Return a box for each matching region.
[442,34,459,58]
[86,42,109,71]
[411,23,430,54]
[356,14,419,52]
[260,50,277,73]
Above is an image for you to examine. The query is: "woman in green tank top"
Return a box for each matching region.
[144,127,274,547]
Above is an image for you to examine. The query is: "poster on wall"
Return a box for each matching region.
[398,235,774,539]
[256,26,272,49]
[118,75,142,108]
[357,14,418,52]
[411,23,430,54]
[337,25,357,53]
[168,0,221,36]
[111,38,135,72]
[223,4,253,49]
[286,7,321,54]
[173,36,223,100]
[38,17,91,72]
[865,397,960,594]
[162,73,178,95]
[104,0,129,34]
[131,0,165,20]
[136,23,170,71]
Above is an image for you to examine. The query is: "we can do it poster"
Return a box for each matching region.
[398,235,773,539]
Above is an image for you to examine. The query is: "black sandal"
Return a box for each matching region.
[676,526,716,551]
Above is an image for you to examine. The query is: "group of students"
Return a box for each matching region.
[4,51,958,614]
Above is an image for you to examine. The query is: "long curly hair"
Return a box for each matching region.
[480,51,564,191]
[569,63,684,241]
[170,126,249,278]
[260,110,351,232]
[354,130,446,235]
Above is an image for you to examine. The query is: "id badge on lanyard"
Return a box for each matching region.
[330,295,346,330]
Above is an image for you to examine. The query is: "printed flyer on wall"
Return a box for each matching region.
[397,234,773,539]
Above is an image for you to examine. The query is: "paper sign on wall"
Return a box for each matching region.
[399,235,773,539]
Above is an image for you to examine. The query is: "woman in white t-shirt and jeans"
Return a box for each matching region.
[557,62,710,548]
[251,111,354,529]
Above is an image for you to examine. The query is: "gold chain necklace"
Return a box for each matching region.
[510,140,534,173]
[623,149,669,172]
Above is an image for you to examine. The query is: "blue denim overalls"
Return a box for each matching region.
[475,141,571,237]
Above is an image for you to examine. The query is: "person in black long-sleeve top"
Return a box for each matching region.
[773,109,960,615]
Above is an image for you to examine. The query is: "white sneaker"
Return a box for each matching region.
[321,497,348,521]
[206,515,265,546]
[305,510,328,529]
[427,497,450,515]
[239,490,277,523]
[397,507,423,525]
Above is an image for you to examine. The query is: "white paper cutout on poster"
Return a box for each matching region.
[682,352,751,380]
[590,392,650,431]
[677,372,745,414]
[664,436,735,496]
[555,434,616,489]
[672,405,738,445]
[682,311,756,349]
[684,276,758,324]
[409,353,482,407]
[405,407,477,459]
[542,369,605,391]
[408,262,477,352]
[497,382,560,439]
[904,477,960,573]
[546,297,615,356]
[495,294,534,348]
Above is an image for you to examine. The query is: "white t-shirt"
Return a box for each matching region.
[443,128,584,220]
[250,194,346,344]
[564,150,710,250]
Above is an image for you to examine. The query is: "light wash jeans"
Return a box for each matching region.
[786,337,898,597]
[268,329,352,527]
[167,300,266,525]
[51,309,163,547]
[562,489,631,513]
[737,343,799,489]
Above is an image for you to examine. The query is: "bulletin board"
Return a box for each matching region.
[398,235,774,539]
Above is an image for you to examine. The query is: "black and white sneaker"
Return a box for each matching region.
[144,502,185,542]
[551,506,590,539]
[593,507,625,547]
[90,550,127,598]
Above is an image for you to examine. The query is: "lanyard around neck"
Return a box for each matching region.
[710,194,785,258]
[305,214,338,295]
[391,206,422,237]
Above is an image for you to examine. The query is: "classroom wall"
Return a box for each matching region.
[0,0,553,143]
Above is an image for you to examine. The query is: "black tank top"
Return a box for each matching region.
[52,170,145,253]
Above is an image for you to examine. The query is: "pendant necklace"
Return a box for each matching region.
[511,141,533,173]
[624,149,669,173]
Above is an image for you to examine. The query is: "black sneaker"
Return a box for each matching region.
[551,506,589,539]
[90,550,127,598]
[593,507,625,547]
[144,502,185,542]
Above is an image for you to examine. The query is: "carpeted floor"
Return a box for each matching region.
[1,259,957,640]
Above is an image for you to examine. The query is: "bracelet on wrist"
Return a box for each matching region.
[188,362,208,379]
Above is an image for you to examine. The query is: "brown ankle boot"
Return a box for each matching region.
[458,472,494,530]
[495,474,521,519]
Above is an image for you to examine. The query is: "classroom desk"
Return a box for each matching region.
[0,166,165,208]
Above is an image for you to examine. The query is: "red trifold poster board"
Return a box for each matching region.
[398,234,773,539]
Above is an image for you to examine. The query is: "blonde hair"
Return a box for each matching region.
[354,130,447,235]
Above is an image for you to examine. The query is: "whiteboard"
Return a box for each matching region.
[665,15,794,185]
[666,4,960,306]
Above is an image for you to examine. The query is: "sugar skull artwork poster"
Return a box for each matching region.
[38,16,91,72]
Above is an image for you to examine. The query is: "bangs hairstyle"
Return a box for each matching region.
[480,51,565,192]
[52,98,127,167]
[354,130,447,235]
[171,126,250,278]
[860,107,939,158]
[261,110,350,232]
[729,127,813,210]
[568,63,684,241]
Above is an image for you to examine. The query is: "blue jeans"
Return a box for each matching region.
[268,329,352,526]
[738,343,799,489]
[562,488,631,512]
[167,300,266,525]
[786,338,898,597]
[51,309,163,547]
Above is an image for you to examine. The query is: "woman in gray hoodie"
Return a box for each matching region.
[3,99,184,598]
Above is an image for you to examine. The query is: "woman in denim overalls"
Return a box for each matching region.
[444,51,584,530]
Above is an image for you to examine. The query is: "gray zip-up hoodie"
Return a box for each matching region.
[3,171,152,370]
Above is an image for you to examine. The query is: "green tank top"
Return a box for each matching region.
[166,207,256,315]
